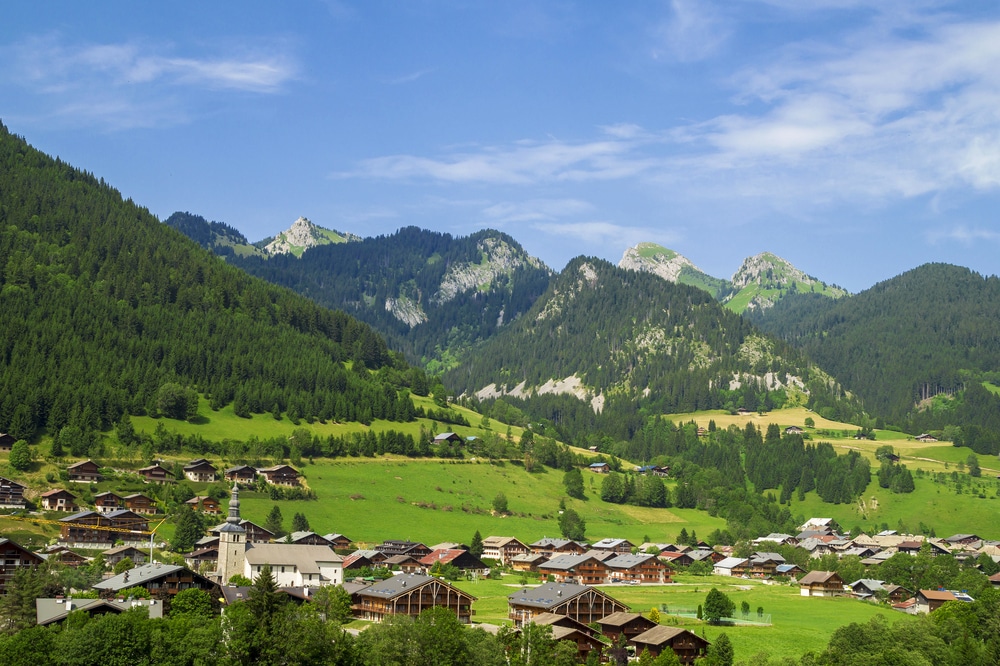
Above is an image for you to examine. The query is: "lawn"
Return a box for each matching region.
[452,573,909,661]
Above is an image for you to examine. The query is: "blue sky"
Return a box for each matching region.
[4,1,1000,292]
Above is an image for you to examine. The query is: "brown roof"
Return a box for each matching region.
[919,589,956,601]
[631,625,709,648]
[599,611,650,627]
[798,570,841,585]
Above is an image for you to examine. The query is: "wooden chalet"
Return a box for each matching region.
[507,582,628,628]
[630,626,710,664]
[915,589,959,613]
[353,573,476,623]
[0,476,27,508]
[40,545,88,568]
[511,553,549,572]
[123,493,158,514]
[60,509,150,548]
[798,570,845,597]
[418,549,489,575]
[40,488,78,512]
[383,554,423,574]
[210,519,273,544]
[185,496,221,514]
[36,598,162,626]
[745,552,786,578]
[588,462,610,473]
[257,464,300,487]
[102,545,149,567]
[224,465,257,485]
[784,426,804,435]
[431,432,462,444]
[288,531,333,546]
[0,432,15,451]
[343,549,388,571]
[659,551,693,568]
[185,545,219,571]
[322,533,352,549]
[67,459,101,483]
[138,463,173,484]
[376,540,432,559]
[531,613,604,662]
[0,538,44,594]
[93,563,218,599]
[93,491,124,514]
[538,554,609,585]
[183,458,217,483]
[481,536,530,564]
[687,549,724,564]
[590,538,634,555]
[915,434,938,443]
[598,611,658,644]
[530,538,587,557]
[605,553,672,584]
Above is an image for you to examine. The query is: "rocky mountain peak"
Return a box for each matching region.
[619,242,699,282]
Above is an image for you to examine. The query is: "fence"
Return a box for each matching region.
[658,605,772,626]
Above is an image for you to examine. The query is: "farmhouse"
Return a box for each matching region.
[597,611,658,644]
[588,462,610,473]
[915,434,938,443]
[343,549,388,571]
[538,554,609,585]
[511,553,549,572]
[40,488,78,512]
[375,540,432,559]
[123,493,159,514]
[224,465,257,485]
[93,563,217,598]
[102,545,149,567]
[507,582,628,628]
[67,459,101,483]
[784,426,804,435]
[353,573,476,623]
[137,463,173,484]
[798,570,845,597]
[713,557,747,577]
[431,432,462,444]
[605,553,672,584]
[93,491,124,513]
[185,496,221,514]
[481,536,530,564]
[59,509,150,549]
[629,626,710,664]
[183,458,218,483]
[0,476,27,508]
[257,464,301,486]
[530,613,604,662]
[322,533,352,549]
[0,433,15,450]
[0,538,43,594]
[383,554,423,574]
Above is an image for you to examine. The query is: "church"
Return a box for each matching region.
[216,484,344,588]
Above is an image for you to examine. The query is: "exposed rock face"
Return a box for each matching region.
[619,243,699,283]
[433,236,548,305]
[726,252,848,311]
[385,297,428,327]
[475,375,604,413]
[263,217,359,256]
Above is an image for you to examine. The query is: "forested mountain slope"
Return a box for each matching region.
[216,225,553,373]
[748,263,1000,449]
[445,257,857,441]
[0,122,419,441]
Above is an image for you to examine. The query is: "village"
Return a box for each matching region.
[2,445,999,664]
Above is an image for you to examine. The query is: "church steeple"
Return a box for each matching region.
[227,482,242,524]
[217,482,247,584]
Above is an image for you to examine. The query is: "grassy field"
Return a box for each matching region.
[237,457,726,546]
[453,573,907,661]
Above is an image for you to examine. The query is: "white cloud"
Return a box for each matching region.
[651,0,731,63]
[534,220,680,249]
[925,225,1000,245]
[2,34,297,129]
[483,199,594,223]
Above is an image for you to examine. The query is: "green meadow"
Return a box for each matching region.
[453,574,907,660]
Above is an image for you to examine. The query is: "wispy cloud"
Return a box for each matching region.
[385,68,435,85]
[2,33,297,129]
[533,220,680,248]
[651,0,731,63]
[483,198,594,223]
[925,225,1000,245]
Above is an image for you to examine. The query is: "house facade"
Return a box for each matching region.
[183,459,218,483]
[257,465,300,487]
[59,510,149,548]
[798,571,845,597]
[93,563,218,598]
[0,538,43,594]
[124,493,159,514]
[67,460,101,483]
[40,489,78,512]
[138,464,173,484]
[0,476,27,508]
[93,491,124,513]
[244,543,344,587]
[481,536,530,564]
[507,582,628,628]
[353,573,476,623]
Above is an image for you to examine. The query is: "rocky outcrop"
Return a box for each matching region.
[263,217,359,255]
[619,243,699,283]
[434,236,548,304]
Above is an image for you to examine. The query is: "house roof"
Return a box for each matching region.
[631,626,709,649]
[244,543,342,576]
[686,549,716,561]
[919,589,957,601]
[93,563,210,591]
[36,598,162,625]
[605,553,661,570]
[483,536,526,548]
[507,582,593,609]
[714,557,747,570]
[531,612,600,637]
[591,538,632,550]
[512,553,549,564]
[598,611,653,627]
[225,465,257,474]
[358,573,474,601]
[257,465,299,474]
[775,564,803,574]
[798,570,841,585]
[289,531,331,544]
[418,549,487,569]
[541,554,603,571]
[588,462,609,468]
[102,545,147,557]
[41,489,76,498]
[530,538,584,549]
[67,460,98,470]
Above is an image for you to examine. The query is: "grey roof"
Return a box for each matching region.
[541,554,600,571]
[714,557,747,569]
[244,543,343,575]
[775,564,802,574]
[687,549,716,561]
[61,510,98,522]
[358,573,470,601]
[591,538,631,549]
[94,563,193,591]
[850,578,885,592]
[605,553,660,570]
[752,552,786,562]
[507,582,591,609]
[290,531,330,543]
[36,598,161,626]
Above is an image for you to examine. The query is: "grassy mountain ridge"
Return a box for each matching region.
[0,122,418,442]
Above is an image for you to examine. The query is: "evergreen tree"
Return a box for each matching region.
[470,530,484,558]
[265,505,285,538]
[171,508,205,552]
[291,512,310,533]
[558,508,586,540]
[563,467,585,500]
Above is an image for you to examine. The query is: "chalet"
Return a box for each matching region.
[784,426,804,435]
[93,563,218,598]
[418,549,490,576]
[375,540,432,559]
[659,551,693,568]
[354,573,476,623]
[746,552,786,578]
[511,553,549,572]
[736,407,751,415]
[754,533,797,547]
[431,432,462,444]
[0,476,27,508]
[530,613,604,662]
[538,554,609,585]
[102,545,149,567]
[687,549,723,564]
[183,458,217,483]
[775,563,805,577]
[914,589,958,613]
[588,462,610,474]
[629,626,710,665]
[0,538,43,594]
[36,598,162,626]
[257,464,301,487]
[93,491,124,514]
[224,465,257,485]
[186,545,219,571]
[0,432,15,450]
[605,553,672,584]
[383,554,424,574]
[798,570,845,597]
[598,611,658,644]
[210,519,274,544]
[322,533,352,549]
[713,557,747,577]
[590,538,634,555]
[915,434,938,443]
[343,549,388,571]
[943,534,982,547]
[849,579,911,603]
[67,459,101,483]
[481,536,530,564]
[40,488,78,512]
[137,463,173,484]
[507,582,628,628]
[530,538,587,557]
[185,496,221,514]
[798,518,835,532]
[243,543,344,587]
[60,509,149,549]
[123,493,158,515]
[288,531,334,547]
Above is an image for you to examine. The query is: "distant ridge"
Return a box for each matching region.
[257,216,360,257]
